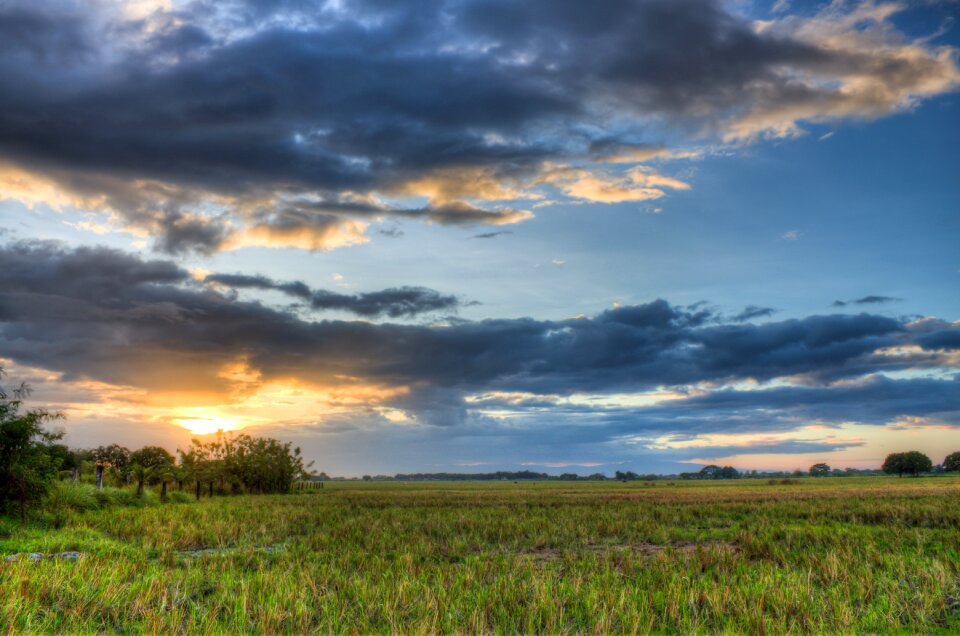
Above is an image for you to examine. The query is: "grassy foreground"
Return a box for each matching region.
[1,477,959,633]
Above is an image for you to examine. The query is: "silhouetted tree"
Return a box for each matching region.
[697,465,739,480]
[129,446,175,498]
[882,451,932,477]
[809,463,831,477]
[178,431,310,497]
[93,443,131,487]
[944,452,960,473]
[698,465,720,479]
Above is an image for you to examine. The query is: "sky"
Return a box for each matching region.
[0,0,958,476]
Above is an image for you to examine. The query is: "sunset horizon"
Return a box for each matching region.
[1,0,958,478]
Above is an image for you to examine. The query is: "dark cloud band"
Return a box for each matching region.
[1,241,956,431]
[204,273,461,318]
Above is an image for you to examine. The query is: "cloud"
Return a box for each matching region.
[639,375,960,433]
[833,295,902,307]
[204,273,462,318]
[378,226,404,238]
[2,241,957,473]
[730,306,776,322]
[471,231,513,239]
[0,0,954,253]
[537,164,690,203]
[782,230,802,241]
[916,327,960,351]
[853,295,901,305]
[656,437,868,461]
[4,241,955,421]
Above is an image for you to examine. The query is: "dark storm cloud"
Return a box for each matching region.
[644,376,960,428]
[464,372,960,439]
[3,242,956,429]
[730,305,776,322]
[0,6,91,65]
[854,296,901,305]
[205,273,461,318]
[832,295,902,308]
[916,329,960,351]
[265,200,533,229]
[154,211,233,255]
[0,240,189,299]
[472,231,513,240]
[0,0,955,253]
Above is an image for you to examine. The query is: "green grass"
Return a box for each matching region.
[2,477,959,633]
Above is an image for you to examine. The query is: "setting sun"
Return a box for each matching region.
[175,417,240,436]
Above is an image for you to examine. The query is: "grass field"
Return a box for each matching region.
[2,477,959,633]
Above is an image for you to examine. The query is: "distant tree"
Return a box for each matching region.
[129,446,175,498]
[93,443,131,482]
[944,452,960,473]
[47,443,84,481]
[698,465,739,480]
[130,446,174,471]
[809,463,831,477]
[698,465,720,479]
[882,451,933,477]
[0,371,64,524]
[717,466,740,479]
[178,441,215,499]
[614,470,639,481]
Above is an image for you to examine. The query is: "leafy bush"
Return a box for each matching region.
[0,373,64,523]
[41,481,180,520]
[46,482,100,513]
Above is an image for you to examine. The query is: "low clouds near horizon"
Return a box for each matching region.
[1,240,957,473]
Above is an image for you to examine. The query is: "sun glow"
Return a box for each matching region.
[175,417,241,435]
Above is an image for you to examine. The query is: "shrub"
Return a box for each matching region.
[0,374,64,524]
[46,482,100,513]
[167,491,193,504]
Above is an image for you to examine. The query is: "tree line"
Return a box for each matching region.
[340,454,960,483]
[0,368,311,523]
[65,433,313,499]
[2,366,958,522]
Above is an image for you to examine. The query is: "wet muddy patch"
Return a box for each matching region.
[518,540,737,563]
[176,543,284,559]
